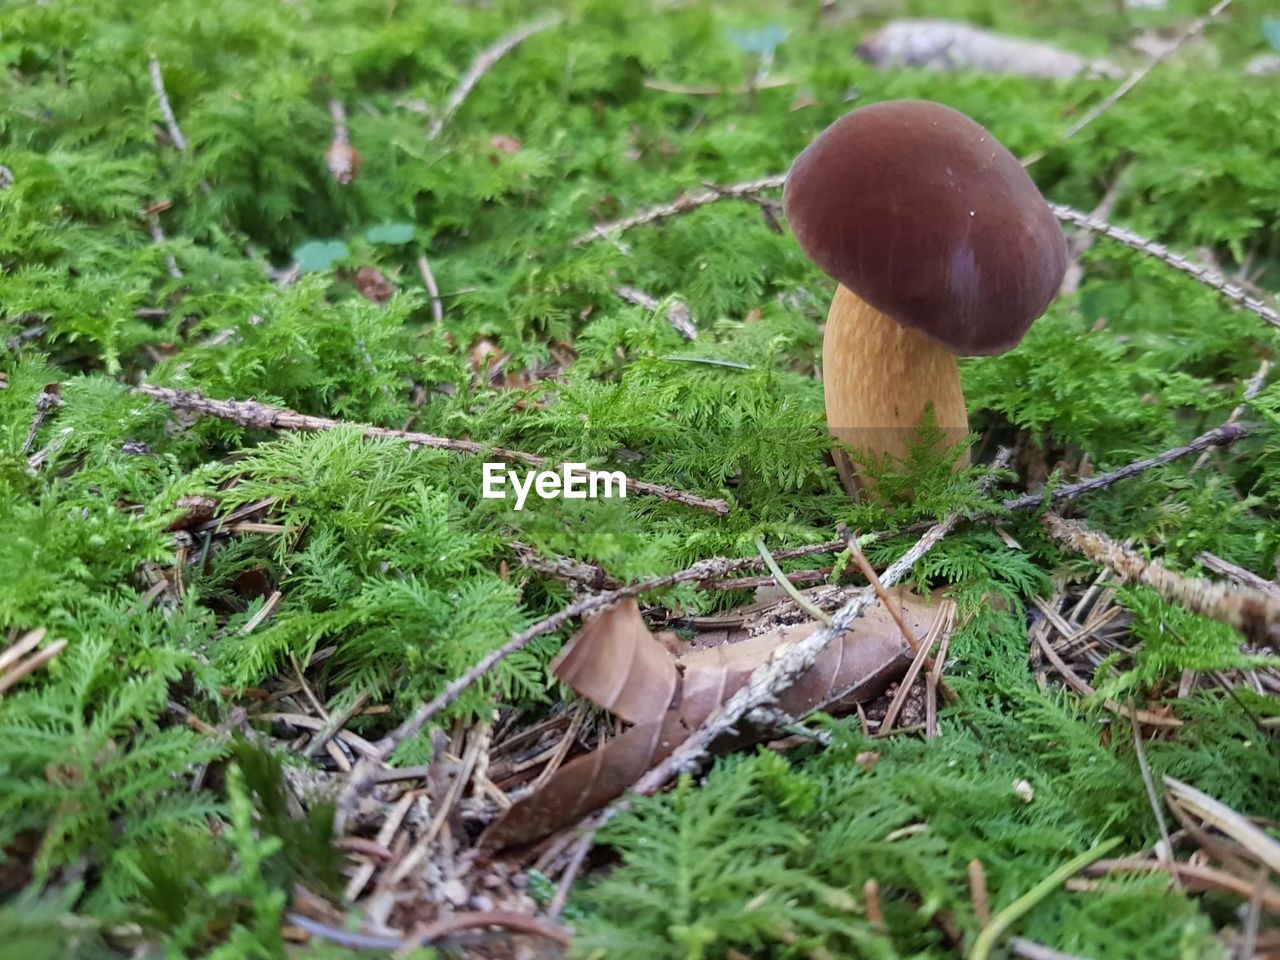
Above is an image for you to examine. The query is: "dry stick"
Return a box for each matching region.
[1050,205,1280,330]
[285,911,570,951]
[0,639,68,697]
[20,383,62,455]
[147,212,183,279]
[135,385,727,514]
[573,173,787,245]
[148,54,188,152]
[575,175,1280,332]
[417,254,444,325]
[1042,512,1280,649]
[1021,0,1234,168]
[427,14,563,141]
[1190,359,1271,472]
[1000,423,1250,514]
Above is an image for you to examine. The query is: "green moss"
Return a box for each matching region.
[2,0,1278,954]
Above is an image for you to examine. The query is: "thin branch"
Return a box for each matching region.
[416,254,445,324]
[136,385,728,515]
[285,910,570,950]
[1049,205,1280,330]
[1190,359,1270,472]
[148,54,188,152]
[616,286,697,340]
[147,212,184,279]
[1022,0,1235,167]
[999,423,1252,514]
[1043,512,1280,649]
[427,15,563,141]
[20,383,62,455]
[574,174,787,245]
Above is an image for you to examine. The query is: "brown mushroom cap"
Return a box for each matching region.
[783,99,1067,356]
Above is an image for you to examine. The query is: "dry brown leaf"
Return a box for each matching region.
[353,266,396,303]
[479,712,688,849]
[550,598,678,726]
[483,590,936,848]
[857,20,1120,79]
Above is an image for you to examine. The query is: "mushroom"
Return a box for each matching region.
[783,99,1067,494]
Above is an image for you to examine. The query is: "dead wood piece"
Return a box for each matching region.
[857,19,1118,79]
[1043,513,1280,649]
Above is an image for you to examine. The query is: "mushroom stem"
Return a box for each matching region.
[823,284,970,495]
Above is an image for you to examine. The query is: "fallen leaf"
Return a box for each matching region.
[482,590,936,848]
[550,598,678,726]
[479,712,689,849]
[353,266,396,303]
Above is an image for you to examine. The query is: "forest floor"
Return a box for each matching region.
[2,0,1280,957]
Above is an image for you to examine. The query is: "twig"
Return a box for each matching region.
[616,286,697,340]
[548,831,592,919]
[285,910,571,950]
[1128,698,1180,890]
[863,878,884,927]
[574,174,787,245]
[1163,777,1280,874]
[1049,205,1280,330]
[642,76,795,95]
[136,385,727,514]
[878,602,955,734]
[427,15,563,140]
[1022,0,1234,167]
[1190,359,1270,472]
[970,838,1122,960]
[146,212,183,279]
[20,383,62,455]
[999,423,1251,514]
[755,537,832,626]
[0,631,68,697]
[417,254,445,324]
[1043,512,1280,649]
[1197,550,1280,599]
[307,691,370,760]
[148,54,188,152]
[1082,858,1280,913]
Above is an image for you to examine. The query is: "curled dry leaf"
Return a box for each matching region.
[480,589,936,849]
[857,19,1120,79]
[353,266,396,303]
[549,597,678,726]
